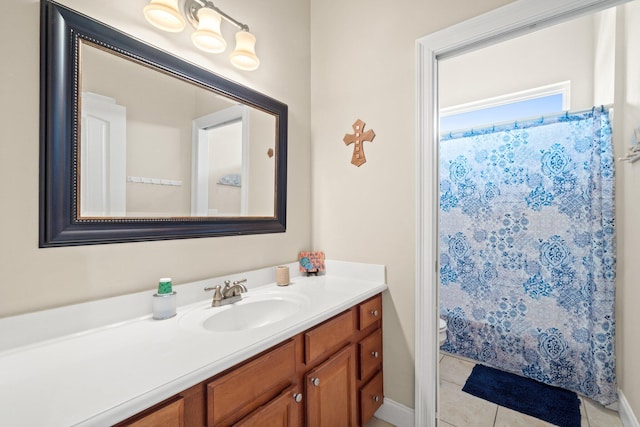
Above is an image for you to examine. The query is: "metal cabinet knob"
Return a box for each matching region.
[310,377,320,387]
[371,351,379,358]
[373,395,380,402]
[370,309,379,317]
[293,393,303,403]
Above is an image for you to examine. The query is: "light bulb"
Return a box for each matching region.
[230,30,260,71]
[143,0,185,33]
[191,8,227,53]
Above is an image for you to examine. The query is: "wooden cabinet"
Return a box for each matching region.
[234,386,302,427]
[359,328,382,381]
[116,397,184,427]
[359,296,382,330]
[360,371,383,423]
[304,310,354,365]
[305,345,357,427]
[356,295,383,425]
[115,293,383,427]
[207,340,296,426]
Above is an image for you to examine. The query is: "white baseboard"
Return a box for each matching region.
[374,398,415,427]
[619,389,640,427]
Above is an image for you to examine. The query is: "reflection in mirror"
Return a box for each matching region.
[79,41,276,219]
[39,0,287,246]
[194,108,248,217]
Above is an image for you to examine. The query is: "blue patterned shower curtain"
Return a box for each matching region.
[439,107,617,405]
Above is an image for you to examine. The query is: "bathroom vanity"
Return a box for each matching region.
[116,294,383,426]
[0,261,386,426]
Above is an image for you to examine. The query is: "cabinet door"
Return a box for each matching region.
[123,397,184,427]
[233,386,301,427]
[305,345,357,427]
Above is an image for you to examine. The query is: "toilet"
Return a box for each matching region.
[439,318,448,346]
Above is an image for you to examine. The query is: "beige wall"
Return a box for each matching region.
[247,108,278,215]
[310,0,514,409]
[0,0,311,316]
[439,14,595,110]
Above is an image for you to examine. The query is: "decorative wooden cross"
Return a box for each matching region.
[343,119,375,167]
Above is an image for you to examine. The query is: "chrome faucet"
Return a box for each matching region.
[204,278,247,307]
[223,279,247,297]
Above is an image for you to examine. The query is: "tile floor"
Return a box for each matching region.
[438,353,624,427]
[365,416,395,427]
[364,353,624,427]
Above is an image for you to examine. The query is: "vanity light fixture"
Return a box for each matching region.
[143,0,186,32]
[143,0,260,70]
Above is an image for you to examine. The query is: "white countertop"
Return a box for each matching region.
[0,261,386,426]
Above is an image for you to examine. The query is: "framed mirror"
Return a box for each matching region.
[39,1,287,247]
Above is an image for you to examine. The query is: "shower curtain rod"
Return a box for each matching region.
[441,104,613,137]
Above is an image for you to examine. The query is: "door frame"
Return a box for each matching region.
[414,0,630,425]
[80,92,127,216]
[191,104,249,216]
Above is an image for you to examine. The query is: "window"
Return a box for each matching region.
[440,82,570,134]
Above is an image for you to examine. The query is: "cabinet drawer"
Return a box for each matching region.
[207,340,296,426]
[358,295,382,330]
[121,397,184,427]
[359,371,383,425]
[359,329,382,380]
[305,310,354,364]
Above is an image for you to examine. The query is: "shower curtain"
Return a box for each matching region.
[438,107,617,405]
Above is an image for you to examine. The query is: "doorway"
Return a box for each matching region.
[414,1,632,426]
[191,105,249,216]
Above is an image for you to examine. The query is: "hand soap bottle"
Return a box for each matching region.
[152,277,177,320]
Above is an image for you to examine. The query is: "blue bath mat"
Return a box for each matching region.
[462,364,581,427]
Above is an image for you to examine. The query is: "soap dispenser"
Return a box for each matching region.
[152,277,177,319]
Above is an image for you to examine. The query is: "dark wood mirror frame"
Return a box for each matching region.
[39,0,287,247]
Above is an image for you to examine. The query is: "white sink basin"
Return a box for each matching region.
[180,291,309,333]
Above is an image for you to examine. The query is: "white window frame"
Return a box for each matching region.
[440,81,571,118]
